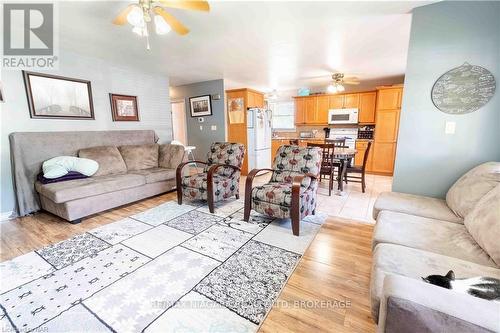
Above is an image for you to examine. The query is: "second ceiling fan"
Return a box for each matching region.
[112,0,210,49]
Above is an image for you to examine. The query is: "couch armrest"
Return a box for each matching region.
[377,274,500,333]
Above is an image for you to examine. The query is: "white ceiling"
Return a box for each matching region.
[59,1,432,92]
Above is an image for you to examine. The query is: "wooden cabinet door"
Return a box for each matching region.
[247,92,256,108]
[254,93,264,108]
[328,95,344,109]
[371,142,397,174]
[358,92,377,123]
[305,97,318,124]
[354,141,374,171]
[343,94,360,108]
[271,140,284,162]
[294,98,306,124]
[316,95,329,124]
[377,88,402,110]
[374,109,400,142]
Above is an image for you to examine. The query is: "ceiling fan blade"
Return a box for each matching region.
[112,4,135,25]
[343,81,361,85]
[156,0,210,12]
[153,7,190,35]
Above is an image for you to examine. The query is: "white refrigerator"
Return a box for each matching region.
[247,108,272,170]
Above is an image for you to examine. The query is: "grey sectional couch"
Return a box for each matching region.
[9,130,184,223]
[370,162,500,333]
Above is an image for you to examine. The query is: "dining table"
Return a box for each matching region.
[332,147,357,193]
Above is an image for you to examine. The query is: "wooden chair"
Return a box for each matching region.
[344,141,372,193]
[289,139,299,145]
[244,145,322,236]
[176,142,245,213]
[307,142,336,196]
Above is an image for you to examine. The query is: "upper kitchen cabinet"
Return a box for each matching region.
[358,91,377,124]
[294,97,306,124]
[305,97,320,123]
[376,87,402,110]
[316,95,329,124]
[328,95,344,109]
[247,90,265,108]
[343,94,360,108]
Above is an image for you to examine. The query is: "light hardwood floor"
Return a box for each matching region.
[0,177,379,332]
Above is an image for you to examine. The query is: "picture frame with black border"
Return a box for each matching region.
[189,95,212,117]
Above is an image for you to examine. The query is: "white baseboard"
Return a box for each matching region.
[0,211,15,222]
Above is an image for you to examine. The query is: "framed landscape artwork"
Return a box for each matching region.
[22,71,94,119]
[109,94,139,121]
[189,95,212,117]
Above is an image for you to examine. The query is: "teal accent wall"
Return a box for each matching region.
[392,1,500,198]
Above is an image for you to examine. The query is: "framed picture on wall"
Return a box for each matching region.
[189,95,212,117]
[22,71,94,119]
[109,94,139,121]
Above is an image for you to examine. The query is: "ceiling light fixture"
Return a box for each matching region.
[113,1,210,50]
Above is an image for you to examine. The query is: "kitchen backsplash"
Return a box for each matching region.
[273,124,367,139]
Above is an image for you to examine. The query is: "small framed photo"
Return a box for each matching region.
[109,94,139,121]
[189,95,212,117]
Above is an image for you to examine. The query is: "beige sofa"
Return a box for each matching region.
[370,162,500,333]
[10,130,184,223]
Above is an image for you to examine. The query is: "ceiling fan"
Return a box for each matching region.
[112,0,210,49]
[327,73,360,93]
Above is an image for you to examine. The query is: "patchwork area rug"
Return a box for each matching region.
[0,199,326,333]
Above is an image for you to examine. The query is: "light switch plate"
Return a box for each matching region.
[445,121,456,134]
[199,125,203,131]
[211,125,217,131]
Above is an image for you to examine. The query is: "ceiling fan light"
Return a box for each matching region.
[132,25,148,37]
[327,84,337,94]
[336,84,345,92]
[154,15,171,35]
[127,6,144,27]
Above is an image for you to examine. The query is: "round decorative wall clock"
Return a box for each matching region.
[431,62,496,115]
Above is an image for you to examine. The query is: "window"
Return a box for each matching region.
[270,102,295,130]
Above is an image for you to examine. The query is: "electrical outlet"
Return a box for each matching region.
[445,121,456,134]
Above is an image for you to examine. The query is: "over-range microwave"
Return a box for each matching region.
[328,108,359,124]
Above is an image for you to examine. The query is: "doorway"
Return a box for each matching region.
[171,100,187,145]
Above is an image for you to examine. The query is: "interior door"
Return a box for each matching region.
[171,101,187,145]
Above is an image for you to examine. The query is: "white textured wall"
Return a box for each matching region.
[0,50,172,216]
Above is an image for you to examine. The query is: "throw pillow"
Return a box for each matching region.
[446,162,500,218]
[464,185,500,266]
[78,146,127,177]
[42,156,98,179]
[118,144,159,171]
[159,143,185,169]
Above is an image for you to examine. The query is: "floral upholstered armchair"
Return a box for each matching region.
[176,142,245,213]
[244,145,322,236]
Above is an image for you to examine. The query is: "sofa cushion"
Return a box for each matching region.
[465,185,500,266]
[370,243,500,321]
[118,144,159,171]
[35,173,145,203]
[373,211,496,267]
[129,168,176,184]
[373,192,462,223]
[446,162,500,218]
[159,143,185,169]
[78,146,127,177]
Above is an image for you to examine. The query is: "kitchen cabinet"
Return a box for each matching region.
[316,95,329,124]
[294,98,306,124]
[343,94,360,108]
[354,140,373,171]
[305,97,319,124]
[371,86,403,175]
[358,92,377,124]
[328,95,344,109]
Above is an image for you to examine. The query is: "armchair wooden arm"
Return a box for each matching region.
[206,164,242,213]
[243,168,275,223]
[176,160,208,205]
